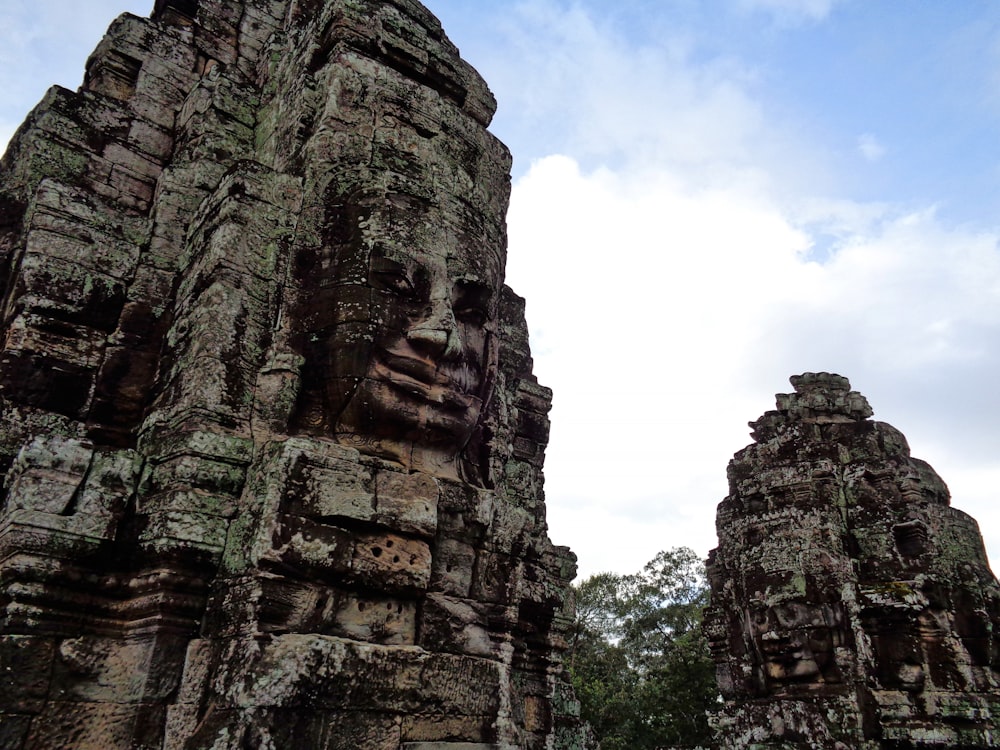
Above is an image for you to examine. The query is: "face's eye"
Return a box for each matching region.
[370,256,417,297]
[372,270,415,296]
[453,279,492,327]
[751,607,768,627]
[455,306,487,326]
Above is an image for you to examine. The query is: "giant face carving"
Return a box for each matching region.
[294,191,500,481]
[746,599,845,692]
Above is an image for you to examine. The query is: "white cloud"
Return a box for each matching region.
[480,2,1000,578]
[507,151,1000,579]
[762,209,1000,373]
[482,2,798,180]
[735,0,840,23]
[506,155,815,576]
[858,132,886,161]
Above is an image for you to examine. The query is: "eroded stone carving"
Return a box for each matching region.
[290,187,502,482]
[0,2,589,748]
[706,373,1000,748]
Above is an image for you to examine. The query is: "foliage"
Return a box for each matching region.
[567,547,718,749]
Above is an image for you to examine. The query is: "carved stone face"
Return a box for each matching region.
[295,192,500,479]
[748,600,843,688]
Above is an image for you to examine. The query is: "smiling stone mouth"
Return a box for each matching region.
[371,357,480,407]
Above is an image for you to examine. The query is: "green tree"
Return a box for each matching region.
[567,548,718,749]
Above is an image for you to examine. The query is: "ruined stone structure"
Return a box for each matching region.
[706,373,1000,748]
[0,2,589,748]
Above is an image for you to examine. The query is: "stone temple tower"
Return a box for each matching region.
[706,373,1000,748]
[0,2,589,748]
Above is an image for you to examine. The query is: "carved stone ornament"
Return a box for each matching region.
[706,373,1000,748]
[0,2,592,748]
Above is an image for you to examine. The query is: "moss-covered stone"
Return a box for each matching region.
[707,373,1000,748]
[0,3,588,747]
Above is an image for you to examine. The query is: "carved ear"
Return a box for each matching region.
[145,166,302,439]
[893,520,929,558]
[459,416,491,490]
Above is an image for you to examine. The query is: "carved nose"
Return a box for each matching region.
[408,327,449,350]
[407,299,462,359]
[407,326,463,360]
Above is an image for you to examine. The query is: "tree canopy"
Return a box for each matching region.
[567,547,718,749]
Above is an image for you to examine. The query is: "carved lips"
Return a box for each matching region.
[370,352,481,411]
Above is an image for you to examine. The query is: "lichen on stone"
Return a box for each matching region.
[706,373,1000,748]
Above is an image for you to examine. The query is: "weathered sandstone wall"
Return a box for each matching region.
[0,2,590,748]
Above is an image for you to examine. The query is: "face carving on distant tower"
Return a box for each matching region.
[746,599,845,690]
[293,191,500,481]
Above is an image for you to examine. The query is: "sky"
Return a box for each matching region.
[3,1,1000,580]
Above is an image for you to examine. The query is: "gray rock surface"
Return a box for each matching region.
[706,373,1000,748]
[0,2,590,748]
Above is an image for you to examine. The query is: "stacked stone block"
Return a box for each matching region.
[706,373,1000,748]
[0,2,589,748]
